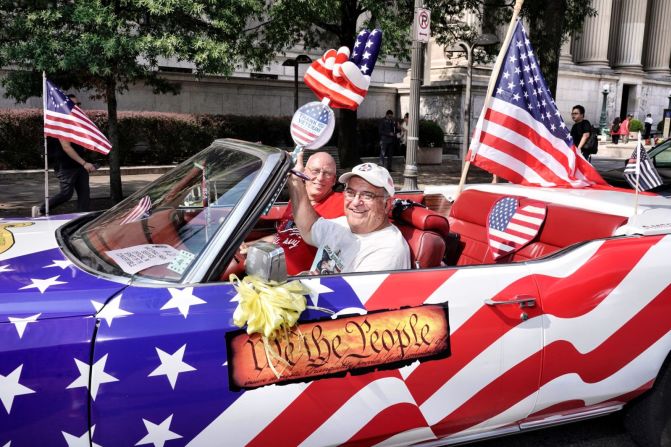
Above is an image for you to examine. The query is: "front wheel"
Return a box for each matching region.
[625,357,671,447]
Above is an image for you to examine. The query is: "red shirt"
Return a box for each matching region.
[274,192,344,275]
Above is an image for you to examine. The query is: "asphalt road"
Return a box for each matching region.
[468,414,637,447]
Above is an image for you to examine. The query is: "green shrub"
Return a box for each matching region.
[419,120,444,147]
[629,118,643,133]
[0,109,446,169]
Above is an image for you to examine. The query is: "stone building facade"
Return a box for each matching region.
[399,0,671,151]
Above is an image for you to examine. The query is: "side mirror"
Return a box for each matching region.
[245,242,287,284]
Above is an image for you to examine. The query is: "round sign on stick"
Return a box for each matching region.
[290,101,335,150]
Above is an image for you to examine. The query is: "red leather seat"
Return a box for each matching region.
[394,205,450,269]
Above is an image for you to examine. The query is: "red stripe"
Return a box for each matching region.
[427,238,665,435]
[304,72,360,110]
[343,403,430,447]
[45,123,111,151]
[485,108,571,167]
[365,269,457,311]
[247,371,401,447]
[308,62,368,97]
[46,112,111,147]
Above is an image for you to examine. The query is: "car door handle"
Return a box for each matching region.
[484,295,537,308]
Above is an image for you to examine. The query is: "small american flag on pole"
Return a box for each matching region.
[44,79,112,155]
[624,139,663,192]
[487,196,547,259]
[120,195,152,225]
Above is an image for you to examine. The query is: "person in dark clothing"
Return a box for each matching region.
[378,109,396,171]
[32,95,97,217]
[569,105,593,159]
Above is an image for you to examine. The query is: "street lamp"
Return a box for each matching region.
[599,83,610,137]
[282,54,312,112]
[456,33,500,166]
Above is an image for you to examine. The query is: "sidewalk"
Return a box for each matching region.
[0,157,493,218]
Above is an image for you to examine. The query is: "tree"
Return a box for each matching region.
[0,0,269,202]
[427,0,596,97]
[258,0,416,168]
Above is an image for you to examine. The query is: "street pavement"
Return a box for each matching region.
[0,157,494,218]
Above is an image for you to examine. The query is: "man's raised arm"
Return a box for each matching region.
[287,152,319,246]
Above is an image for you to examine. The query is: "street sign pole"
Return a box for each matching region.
[403,1,429,191]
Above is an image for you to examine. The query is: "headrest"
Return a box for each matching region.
[392,200,450,238]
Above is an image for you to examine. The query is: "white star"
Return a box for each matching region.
[161,288,206,318]
[44,259,73,269]
[502,71,510,79]
[0,365,35,414]
[365,40,373,48]
[352,51,358,58]
[507,81,514,90]
[353,41,361,48]
[62,425,102,447]
[360,64,369,74]
[509,55,517,64]
[135,414,182,447]
[8,313,41,338]
[496,87,503,95]
[19,276,66,293]
[358,29,368,36]
[0,265,14,273]
[66,354,118,400]
[299,279,334,307]
[148,344,196,389]
[550,124,557,131]
[95,295,133,327]
[515,40,523,48]
[362,51,371,60]
[3,441,10,447]
[512,93,520,102]
[370,29,379,35]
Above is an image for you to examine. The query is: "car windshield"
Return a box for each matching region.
[67,141,264,282]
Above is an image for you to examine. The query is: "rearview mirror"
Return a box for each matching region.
[245,242,287,284]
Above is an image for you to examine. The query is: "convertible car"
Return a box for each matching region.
[2,139,670,447]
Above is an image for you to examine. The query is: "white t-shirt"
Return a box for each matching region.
[311,216,411,273]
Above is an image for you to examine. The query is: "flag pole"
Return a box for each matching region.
[633,131,642,216]
[457,0,525,195]
[42,72,50,216]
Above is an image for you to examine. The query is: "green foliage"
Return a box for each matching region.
[0,0,269,99]
[629,119,644,133]
[419,120,444,148]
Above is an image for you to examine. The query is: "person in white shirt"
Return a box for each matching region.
[288,155,410,273]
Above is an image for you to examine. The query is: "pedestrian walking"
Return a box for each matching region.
[620,114,631,144]
[33,94,97,217]
[644,113,653,141]
[378,109,396,171]
[610,117,621,144]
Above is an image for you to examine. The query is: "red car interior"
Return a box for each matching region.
[448,189,629,265]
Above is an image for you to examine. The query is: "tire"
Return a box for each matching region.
[625,356,671,447]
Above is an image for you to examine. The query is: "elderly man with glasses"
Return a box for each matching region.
[239,152,344,276]
[288,154,410,274]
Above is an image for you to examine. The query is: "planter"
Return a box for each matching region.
[417,146,442,164]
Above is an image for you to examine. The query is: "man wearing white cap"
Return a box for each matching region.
[288,154,410,273]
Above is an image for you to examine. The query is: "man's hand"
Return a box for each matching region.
[83,162,96,173]
[287,151,318,246]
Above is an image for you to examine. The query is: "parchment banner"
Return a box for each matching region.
[227,304,450,390]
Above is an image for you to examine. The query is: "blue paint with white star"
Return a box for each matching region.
[0,220,367,446]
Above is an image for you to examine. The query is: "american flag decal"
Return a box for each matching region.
[43,79,112,155]
[624,141,663,192]
[487,197,546,259]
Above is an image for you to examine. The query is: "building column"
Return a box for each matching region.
[573,0,613,67]
[643,0,671,74]
[560,38,574,64]
[612,0,649,71]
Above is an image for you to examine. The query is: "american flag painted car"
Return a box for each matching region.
[2,139,671,447]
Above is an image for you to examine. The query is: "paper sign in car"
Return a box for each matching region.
[227,304,450,390]
[106,244,179,274]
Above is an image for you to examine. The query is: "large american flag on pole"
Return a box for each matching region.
[44,79,112,155]
[468,20,606,188]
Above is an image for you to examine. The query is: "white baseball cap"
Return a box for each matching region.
[339,163,395,196]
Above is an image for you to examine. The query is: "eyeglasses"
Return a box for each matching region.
[344,188,386,202]
[307,168,335,178]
